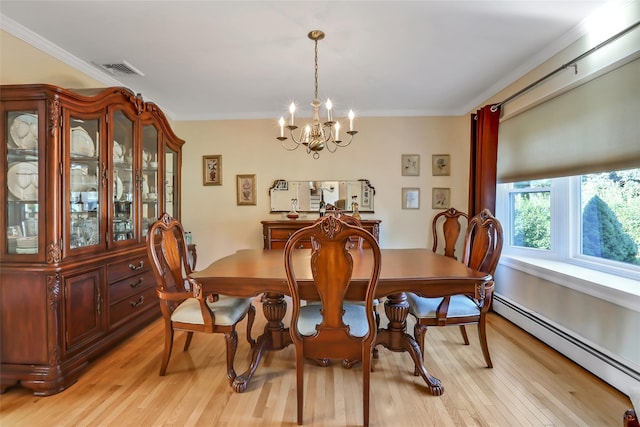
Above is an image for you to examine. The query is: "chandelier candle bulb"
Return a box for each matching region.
[289,103,296,126]
[335,121,340,141]
[349,110,354,131]
[326,99,333,122]
[279,117,285,138]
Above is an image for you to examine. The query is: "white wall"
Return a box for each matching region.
[174,116,469,267]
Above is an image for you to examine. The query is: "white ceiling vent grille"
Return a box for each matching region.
[95,60,144,77]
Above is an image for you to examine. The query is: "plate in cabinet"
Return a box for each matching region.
[10,114,38,149]
[7,162,38,200]
[70,127,95,157]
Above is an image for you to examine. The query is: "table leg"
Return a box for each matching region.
[375,292,444,396]
[232,292,292,392]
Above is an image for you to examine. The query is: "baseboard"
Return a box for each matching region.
[493,293,640,396]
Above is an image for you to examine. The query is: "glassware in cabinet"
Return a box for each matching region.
[112,110,135,243]
[165,146,178,218]
[141,123,159,237]
[68,116,101,250]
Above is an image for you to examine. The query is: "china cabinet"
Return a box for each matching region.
[0,84,184,395]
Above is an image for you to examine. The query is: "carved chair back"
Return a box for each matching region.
[432,207,469,260]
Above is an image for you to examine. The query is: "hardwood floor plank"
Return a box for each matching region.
[0,310,632,426]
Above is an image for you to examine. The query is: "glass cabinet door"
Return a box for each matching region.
[111,110,135,243]
[165,146,177,218]
[68,115,101,250]
[141,124,159,237]
[5,107,40,256]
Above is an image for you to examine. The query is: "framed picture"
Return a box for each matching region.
[432,154,450,176]
[203,155,222,185]
[402,187,420,209]
[401,154,420,176]
[432,187,451,209]
[236,174,257,205]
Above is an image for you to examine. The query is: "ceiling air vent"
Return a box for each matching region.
[95,60,144,77]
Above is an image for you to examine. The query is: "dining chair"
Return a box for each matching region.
[284,215,382,426]
[313,211,381,364]
[407,208,503,368]
[424,207,470,345]
[146,213,256,382]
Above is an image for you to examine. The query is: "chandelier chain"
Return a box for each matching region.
[314,38,319,101]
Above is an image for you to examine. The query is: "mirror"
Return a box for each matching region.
[269,179,375,213]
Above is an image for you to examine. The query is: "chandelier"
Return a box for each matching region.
[277,30,357,159]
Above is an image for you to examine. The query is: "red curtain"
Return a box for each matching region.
[468,105,501,217]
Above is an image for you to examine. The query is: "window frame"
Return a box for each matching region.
[497,174,640,281]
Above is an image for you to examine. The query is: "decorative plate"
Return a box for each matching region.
[7,162,38,200]
[70,127,95,157]
[10,114,38,149]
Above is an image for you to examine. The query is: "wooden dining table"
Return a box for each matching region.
[191,248,491,395]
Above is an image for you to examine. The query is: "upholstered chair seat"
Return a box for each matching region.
[406,294,480,319]
[172,295,255,326]
[297,303,370,338]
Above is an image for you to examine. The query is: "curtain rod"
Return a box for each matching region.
[490,20,640,112]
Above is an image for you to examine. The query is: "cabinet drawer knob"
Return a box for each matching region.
[128,261,144,271]
[130,277,144,288]
[130,296,144,308]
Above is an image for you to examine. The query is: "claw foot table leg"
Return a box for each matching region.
[232,292,292,392]
[375,292,444,396]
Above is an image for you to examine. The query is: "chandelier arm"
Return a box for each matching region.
[336,132,356,148]
[280,139,302,151]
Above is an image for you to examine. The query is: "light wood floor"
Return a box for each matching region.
[0,300,632,426]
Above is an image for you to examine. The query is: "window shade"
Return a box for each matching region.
[497,58,640,183]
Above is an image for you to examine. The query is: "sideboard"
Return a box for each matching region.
[261,219,381,249]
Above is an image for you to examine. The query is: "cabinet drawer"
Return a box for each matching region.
[108,256,150,283]
[109,286,157,327]
[270,239,312,250]
[270,228,300,240]
[109,270,155,303]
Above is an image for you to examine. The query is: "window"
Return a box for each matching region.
[510,180,551,250]
[497,167,640,280]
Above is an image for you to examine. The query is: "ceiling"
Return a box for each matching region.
[0,1,609,121]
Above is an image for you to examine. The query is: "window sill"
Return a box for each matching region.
[499,255,640,312]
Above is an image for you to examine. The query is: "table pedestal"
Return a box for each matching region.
[232,292,443,395]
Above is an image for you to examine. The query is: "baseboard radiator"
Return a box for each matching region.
[493,293,640,396]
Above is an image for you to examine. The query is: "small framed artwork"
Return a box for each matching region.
[402,187,420,209]
[401,154,420,176]
[432,187,451,209]
[432,154,450,176]
[203,155,222,185]
[236,174,257,206]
